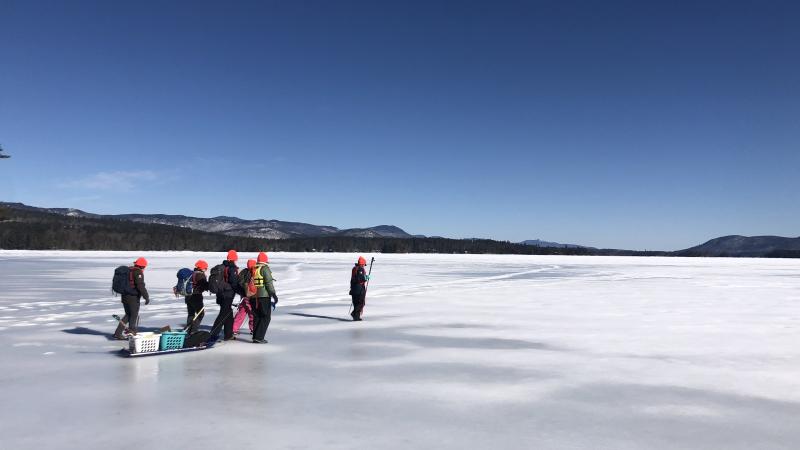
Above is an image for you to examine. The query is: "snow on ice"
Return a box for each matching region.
[0,251,799,449]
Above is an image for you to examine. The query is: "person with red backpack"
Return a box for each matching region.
[350,256,370,321]
[184,260,209,333]
[112,257,150,339]
[211,250,243,341]
[252,252,278,344]
[233,259,257,335]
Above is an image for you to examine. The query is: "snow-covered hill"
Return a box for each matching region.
[678,235,800,257]
[0,202,413,239]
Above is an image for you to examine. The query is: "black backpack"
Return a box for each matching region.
[184,331,212,348]
[208,264,228,294]
[112,266,138,296]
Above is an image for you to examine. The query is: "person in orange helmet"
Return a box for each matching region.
[184,260,209,333]
[113,257,151,338]
[349,256,371,321]
[233,259,257,335]
[251,251,277,343]
[211,249,243,341]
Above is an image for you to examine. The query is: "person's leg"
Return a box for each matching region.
[113,312,128,338]
[186,299,195,332]
[222,295,234,339]
[127,298,140,333]
[354,292,365,320]
[263,298,272,333]
[252,298,268,341]
[232,299,247,333]
[212,294,225,337]
[246,298,255,333]
[187,297,203,333]
[195,298,205,331]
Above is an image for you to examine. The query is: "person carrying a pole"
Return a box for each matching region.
[349,256,371,321]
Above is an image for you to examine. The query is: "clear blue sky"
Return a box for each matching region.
[1,0,798,250]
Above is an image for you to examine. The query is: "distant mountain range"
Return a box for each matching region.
[0,203,609,255]
[521,239,588,249]
[521,235,800,257]
[1,202,798,257]
[0,203,412,239]
[676,235,800,257]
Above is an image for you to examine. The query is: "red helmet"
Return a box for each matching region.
[226,250,238,262]
[195,260,209,270]
[357,256,366,266]
[247,259,256,269]
[257,252,268,263]
[134,257,148,268]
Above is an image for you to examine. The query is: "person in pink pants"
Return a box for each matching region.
[233,259,256,334]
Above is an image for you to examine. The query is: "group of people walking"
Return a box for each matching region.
[112,251,372,344]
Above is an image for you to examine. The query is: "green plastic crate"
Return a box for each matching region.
[159,331,187,350]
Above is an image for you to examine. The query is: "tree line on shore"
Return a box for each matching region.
[0,206,607,254]
[0,206,618,254]
[0,206,795,257]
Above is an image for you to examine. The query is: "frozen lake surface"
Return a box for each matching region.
[0,251,799,449]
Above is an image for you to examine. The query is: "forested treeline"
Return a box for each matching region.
[263,236,596,254]
[4,206,793,257]
[0,207,606,254]
[0,207,270,251]
[0,206,620,254]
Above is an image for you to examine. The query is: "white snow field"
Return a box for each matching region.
[1,251,799,449]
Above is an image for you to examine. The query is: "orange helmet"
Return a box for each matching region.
[257,252,268,264]
[134,257,148,268]
[247,259,256,269]
[195,260,209,270]
[226,250,238,261]
[357,256,366,266]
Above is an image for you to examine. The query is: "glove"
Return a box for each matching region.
[145,298,151,305]
[271,293,278,304]
[365,275,371,281]
[271,301,276,311]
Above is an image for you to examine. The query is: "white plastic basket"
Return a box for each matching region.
[129,332,160,354]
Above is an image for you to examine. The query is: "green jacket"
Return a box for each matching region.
[254,263,276,298]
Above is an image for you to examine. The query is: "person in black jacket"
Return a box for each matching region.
[113,257,150,338]
[350,256,370,321]
[212,250,243,341]
[185,260,209,333]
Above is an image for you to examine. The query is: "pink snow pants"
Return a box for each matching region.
[233,297,255,333]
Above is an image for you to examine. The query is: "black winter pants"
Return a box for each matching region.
[185,295,204,334]
[213,293,234,339]
[114,296,140,336]
[351,291,366,320]
[252,297,272,341]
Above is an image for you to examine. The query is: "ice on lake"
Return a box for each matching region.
[0,251,799,449]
